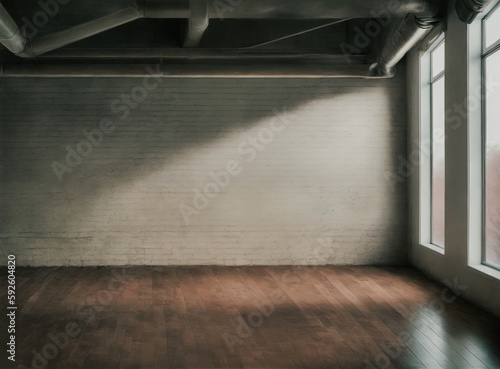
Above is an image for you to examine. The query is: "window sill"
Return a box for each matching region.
[419,242,445,255]
[469,264,500,282]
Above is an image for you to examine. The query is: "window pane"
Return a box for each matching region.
[431,42,445,79]
[432,76,445,247]
[484,4,500,49]
[485,50,500,267]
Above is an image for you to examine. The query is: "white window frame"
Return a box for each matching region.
[419,33,446,253]
[481,1,500,270]
[468,0,500,278]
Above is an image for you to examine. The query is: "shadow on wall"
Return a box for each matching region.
[0,74,407,264]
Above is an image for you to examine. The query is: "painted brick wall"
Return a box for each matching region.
[0,71,407,266]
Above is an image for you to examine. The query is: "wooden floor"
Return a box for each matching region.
[1,266,500,369]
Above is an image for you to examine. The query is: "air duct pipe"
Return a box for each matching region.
[1,0,443,71]
[144,0,441,18]
[0,3,26,54]
[0,61,391,78]
[455,0,493,23]
[0,4,142,57]
[369,14,437,77]
[25,8,142,57]
[183,0,209,48]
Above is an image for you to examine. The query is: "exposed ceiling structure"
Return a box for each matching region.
[0,0,489,78]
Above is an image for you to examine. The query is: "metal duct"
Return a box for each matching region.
[28,49,370,63]
[0,0,444,77]
[0,0,443,58]
[369,14,437,77]
[19,7,142,57]
[183,0,209,48]
[0,60,389,78]
[455,0,493,23]
[144,0,441,18]
[144,0,189,18]
[0,3,26,54]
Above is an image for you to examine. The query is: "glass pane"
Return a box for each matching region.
[431,41,445,79]
[432,76,445,247]
[485,50,500,268]
[484,4,500,49]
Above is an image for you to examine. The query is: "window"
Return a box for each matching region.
[430,39,446,247]
[420,36,445,249]
[482,2,500,269]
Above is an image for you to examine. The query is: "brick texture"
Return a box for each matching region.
[0,71,407,266]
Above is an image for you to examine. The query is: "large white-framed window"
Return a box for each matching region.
[482,2,500,270]
[420,34,445,250]
[469,0,500,274]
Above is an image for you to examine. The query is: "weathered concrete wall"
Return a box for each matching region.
[0,74,407,266]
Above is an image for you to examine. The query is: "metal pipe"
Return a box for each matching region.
[0,61,387,78]
[242,18,352,49]
[28,48,369,65]
[183,0,209,48]
[1,0,444,76]
[144,0,190,18]
[144,0,441,18]
[455,0,493,23]
[0,63,162,77]
[21,7,142,57]
[369,14,437,77]
[1,0,444,59]
[0,3,26,54]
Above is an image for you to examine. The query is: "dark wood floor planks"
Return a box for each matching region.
[1,266,500,369]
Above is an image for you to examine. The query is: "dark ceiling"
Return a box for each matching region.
[0,0,373,62]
